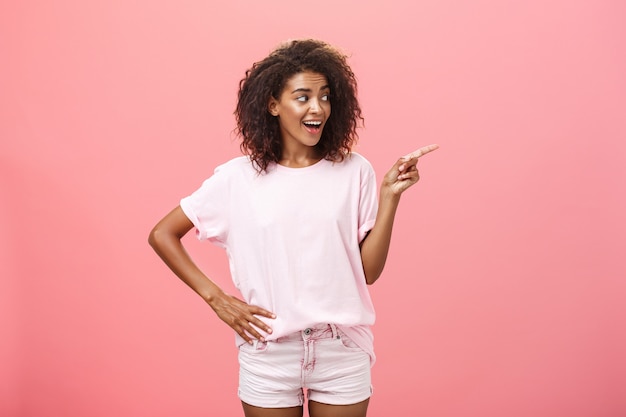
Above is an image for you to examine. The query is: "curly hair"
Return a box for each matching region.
[235,39,363,173]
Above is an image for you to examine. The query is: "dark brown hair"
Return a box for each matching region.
[235,39,363,172]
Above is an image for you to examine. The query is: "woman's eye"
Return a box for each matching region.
[321,94,330,101]
[297,96,308,102]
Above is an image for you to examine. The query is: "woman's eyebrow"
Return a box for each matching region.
[291,85,330,94]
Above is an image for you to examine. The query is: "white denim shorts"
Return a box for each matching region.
[238,323,372,408]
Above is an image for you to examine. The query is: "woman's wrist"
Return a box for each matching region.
[200,286,224,306]
[379,185,402,205]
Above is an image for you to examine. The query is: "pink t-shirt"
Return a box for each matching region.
[180,153,378,363]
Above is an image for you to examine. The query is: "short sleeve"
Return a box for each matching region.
[357,159,378,243]
[179,164,230,246]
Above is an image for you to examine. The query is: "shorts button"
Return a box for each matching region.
[304,328,312,335]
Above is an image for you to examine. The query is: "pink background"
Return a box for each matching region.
[2,0,625,416]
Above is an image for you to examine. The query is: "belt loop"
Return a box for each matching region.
[330,323,339,339]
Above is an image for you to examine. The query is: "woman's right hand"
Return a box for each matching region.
[206,291,275,344]
[149,206,275,344]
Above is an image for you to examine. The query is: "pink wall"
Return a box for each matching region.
[2,1,625,416]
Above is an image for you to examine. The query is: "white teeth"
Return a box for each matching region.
[303,121,322,126]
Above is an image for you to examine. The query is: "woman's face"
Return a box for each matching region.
[268,71,331,153]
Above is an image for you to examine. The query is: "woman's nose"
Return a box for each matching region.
[309,98,321,113]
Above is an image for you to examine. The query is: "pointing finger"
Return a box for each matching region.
[402,144,439,160]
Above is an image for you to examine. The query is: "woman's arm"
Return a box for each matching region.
[360,144,439,285]
[148,206,275,343]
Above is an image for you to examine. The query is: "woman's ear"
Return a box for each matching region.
[268,97,279,116]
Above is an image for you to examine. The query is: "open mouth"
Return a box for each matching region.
[303,120,323,133]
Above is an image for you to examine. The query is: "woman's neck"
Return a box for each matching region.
[278,146,323,168]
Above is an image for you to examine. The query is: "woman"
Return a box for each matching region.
[149,39,437,417]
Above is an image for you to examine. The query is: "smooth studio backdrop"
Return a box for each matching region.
[2,1,625,416]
